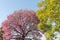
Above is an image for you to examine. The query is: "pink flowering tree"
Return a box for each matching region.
[2,10,42,40]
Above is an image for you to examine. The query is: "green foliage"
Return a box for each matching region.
[36,0,60,40]
[0,28,3,40]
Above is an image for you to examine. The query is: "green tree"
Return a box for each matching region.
[0,27,3,40]
[36,0,60,40]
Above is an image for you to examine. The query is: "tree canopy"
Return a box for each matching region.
[36,0,60,40]
[0,28,3,40]
[2,10,42,40]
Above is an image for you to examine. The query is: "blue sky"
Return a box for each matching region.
[0,0,41,26]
